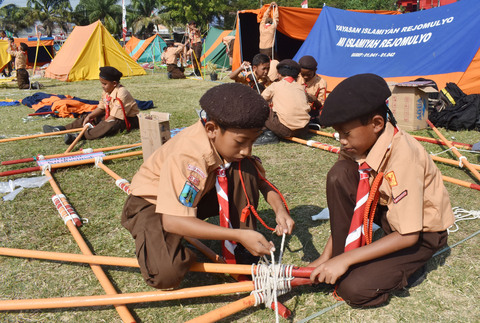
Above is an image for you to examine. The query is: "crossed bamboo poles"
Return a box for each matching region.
[305,128,480,191]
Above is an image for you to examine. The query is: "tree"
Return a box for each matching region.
[26,0,73,36]
[160,0,227,31]
[0,4,36,36]
[129,0,166,38]
[74,0,122,34]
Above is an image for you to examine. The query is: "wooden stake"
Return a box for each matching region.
[64,124,90,153]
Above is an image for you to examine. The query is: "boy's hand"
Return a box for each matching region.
[309,254,349,285]
[274,209,294,235]
[241,61,251,70]
[239,230,275,256]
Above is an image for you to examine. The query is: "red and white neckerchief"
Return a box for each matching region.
[344,162,371,252]
[216,163,237,263]
[284,76,295,83]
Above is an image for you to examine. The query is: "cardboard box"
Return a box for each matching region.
[387,81,438,131]
[138,111,171,160]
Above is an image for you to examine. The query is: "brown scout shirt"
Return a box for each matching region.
[341,122,454,234]
[161,44,184,65]
[97,84,139,121]
[259,6,279,50]
[261,78,311,130]
[188,26,202,45]
[7,47,27,69]
[297,74,327,105]
[130,120,266,217]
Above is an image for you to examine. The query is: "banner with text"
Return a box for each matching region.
[294,0,480,78]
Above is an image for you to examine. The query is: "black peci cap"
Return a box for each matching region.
[298,55,318,70]
[99,66,123,82]
[319,73,391,127]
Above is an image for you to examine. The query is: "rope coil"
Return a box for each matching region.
[41,163,51,175]
[94,156,104,168]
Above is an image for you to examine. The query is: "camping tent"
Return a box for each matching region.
[294,0,480,94]
[0,40,10,72]
[232,6,399,70]
[14,37,54,67]
[45,21,146,82]
[200,27,235,69]
[125,34,167,64]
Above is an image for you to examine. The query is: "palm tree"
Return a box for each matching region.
[26,0,73,36]
[129,0,166,38]
[0,4,35,36]
[74,0,122,35]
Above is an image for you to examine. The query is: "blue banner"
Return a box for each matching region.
[294,0,480,78]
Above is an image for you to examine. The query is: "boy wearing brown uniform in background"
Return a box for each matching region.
[229,53,272,93]
[7,40,30,89]
[309,73,454,307]
[122,83,294,289]
[187,21,202,76]
[259,2,279,59]
[297,55,327,125]
[161,41,185,79]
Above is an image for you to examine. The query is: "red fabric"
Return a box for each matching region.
[344,162,371,252]
[216,165,237,264]
[104,94,111,119]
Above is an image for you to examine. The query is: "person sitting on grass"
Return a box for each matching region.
[255,59,310,145]
[297,55,327,126]
[122,83,294,289]
[43,66,139,144]
[228,53,272,93]
[308,73,454,307]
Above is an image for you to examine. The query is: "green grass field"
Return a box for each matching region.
[0,71,479,322]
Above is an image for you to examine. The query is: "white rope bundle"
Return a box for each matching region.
[251,234,293,323]
[448,207,480,233]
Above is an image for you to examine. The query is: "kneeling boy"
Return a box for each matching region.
[309,73,454,307]
[122,83,294,289]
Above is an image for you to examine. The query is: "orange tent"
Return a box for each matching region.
[13,37,54,67]
[232,6,399,70]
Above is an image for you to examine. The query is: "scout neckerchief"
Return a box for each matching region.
[216,163,237,264]
[104,91,131,131]
[344,162,371,251]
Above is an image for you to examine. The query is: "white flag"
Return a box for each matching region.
[301,0,308,8]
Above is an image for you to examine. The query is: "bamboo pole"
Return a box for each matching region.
[308,129,473,150]
[64,124,90,153]
[0,128,83,143]
[288,136,480,192]
[186,294,256,323]
[0,281,254,311]
[285,137,340,154]
[426,119,480,182]
[1,142,141,166]
[431,155,480,172]
[43,169,135,322]
[0,151,142,177]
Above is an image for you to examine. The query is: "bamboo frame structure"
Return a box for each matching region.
[308,129,473,150]
[0,151,142,177]
[43,169,135,322]
[1,143,141,166]
[64,124,90,153]
[285,136,480,192]
[0,128,83,143]
[426,119,480,182]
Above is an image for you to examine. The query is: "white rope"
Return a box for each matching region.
[94,156,104,168]
[458,156,467,168]
[247,65,261,94]
[251,233,292,323]
[41,163,51,175]
[448,207,480,233]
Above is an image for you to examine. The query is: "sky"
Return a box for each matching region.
[1,0,131,7]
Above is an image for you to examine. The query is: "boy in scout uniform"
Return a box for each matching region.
[161,40,185,79]
[259,2,279,59]
[297,55,327,125]
[43,66,139,144]
[257,59,310,144]
[122,83,294,289]
[228,53,272,93]
[308,73,454,307]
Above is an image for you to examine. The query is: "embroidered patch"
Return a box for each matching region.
[393,190,408,204]
[179,182,199,207]
[187,164,206,178]
[188,174,200,186]
[385,171,398,187]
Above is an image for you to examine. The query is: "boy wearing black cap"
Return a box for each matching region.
[308,73,454,307]
[43,66,140,144]
[122,83,294,289]
[297,55,327,124]
[257,59,310,144]
[161,40,185,79]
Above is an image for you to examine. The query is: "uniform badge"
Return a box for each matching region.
[385,171,398,187]
[179,181,199,207]
[393,190,408,204]
[188,174,200,186]
[187,164,206,178]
